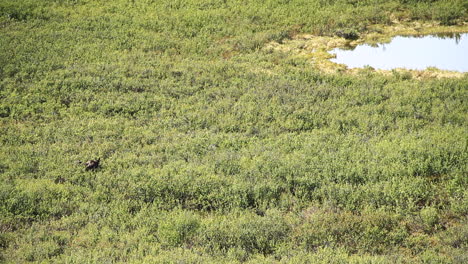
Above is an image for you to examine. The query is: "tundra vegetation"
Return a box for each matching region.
[0,0,467,263]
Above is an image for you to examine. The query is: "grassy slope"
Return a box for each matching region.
[0,0,467,263]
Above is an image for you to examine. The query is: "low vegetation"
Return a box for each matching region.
[1,0,467,263]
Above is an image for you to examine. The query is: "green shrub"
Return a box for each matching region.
[157,210,200,247]
[420,207,439,231]
[0,180,76,224]
[200,210,290,257]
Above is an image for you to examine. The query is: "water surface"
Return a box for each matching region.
[330,33,468,72]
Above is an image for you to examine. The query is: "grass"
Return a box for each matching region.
[1,0,467,263]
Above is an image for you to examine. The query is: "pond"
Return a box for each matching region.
[330,33,468,72]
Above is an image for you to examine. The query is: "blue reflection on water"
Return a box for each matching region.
[330,33,468,72]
